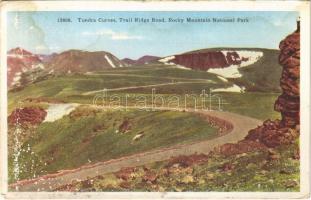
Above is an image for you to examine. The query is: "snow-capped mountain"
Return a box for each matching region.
[7,47,44,87]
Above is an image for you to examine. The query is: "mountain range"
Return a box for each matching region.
[7,47,281,92]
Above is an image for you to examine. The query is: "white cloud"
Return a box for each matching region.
[82,29,143,40]
[35,45,60,53]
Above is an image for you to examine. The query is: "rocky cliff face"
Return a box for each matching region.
[7,48,43,87]
[245,21,300,148]
[8,107,47,125]
[214,22,300,152]
[172,52,229,70]
[159,49,263,71]
[274,27,300,127]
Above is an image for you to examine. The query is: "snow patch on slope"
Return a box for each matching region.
[159,56,191,70]
[221,50,263,67]
[208,66,242,78]
[112,56,124,67]
[217,76,228,82]
[104,55,116,68]
[208,50,263,78]
[44,103,78,122]
[159,56,175,65]
[212,84,245,93]
[175,64,191,70]
[32,63,45,69]
[235,51,263,67]
[12,73,21,85]
[7,54,25,59]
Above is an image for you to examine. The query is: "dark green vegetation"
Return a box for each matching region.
[221,92,280,120]
[57,140,299,192]
[8,107,217,183]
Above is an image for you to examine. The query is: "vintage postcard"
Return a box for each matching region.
[0,1,310,199]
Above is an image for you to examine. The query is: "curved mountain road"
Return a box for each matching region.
[10,108,262,191]
[82,80,213,95]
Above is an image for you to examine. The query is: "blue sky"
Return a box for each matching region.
[8,11,298,59]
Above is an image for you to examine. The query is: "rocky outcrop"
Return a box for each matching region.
[274,26,300,127]
[118,119,132,133]
[8,107,47,125]
[171,51,249,70]
[213,139,267,156]
[212,21,300,153]
[246,119,299,148]
[7,47,43,87]
[245,20,300,148]
[172,52,228,70]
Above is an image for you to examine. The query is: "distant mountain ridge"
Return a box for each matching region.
[122,55,160,66]
[7,47,44,87]
[7,48,127,87]
[46,49,125,73]
[7,47,281,93]
[38,53,58,63]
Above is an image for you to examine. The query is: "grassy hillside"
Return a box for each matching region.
[8,51,283,185]
[236,49,282,92]
[8,61,281,116]
[8,107,217,183]
[183,48,282,92]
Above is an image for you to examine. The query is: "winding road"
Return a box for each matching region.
[9,107,262,192]
[82,80,213,95]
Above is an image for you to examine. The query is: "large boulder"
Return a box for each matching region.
[8,107,47,125]
[274,22,300,127]
[244,20,301,148]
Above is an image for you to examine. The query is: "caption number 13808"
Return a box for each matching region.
[57,18,72,23]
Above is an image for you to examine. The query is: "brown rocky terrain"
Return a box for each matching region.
[170,51,249,70]
[7,47,42,87]
[274,25,300,127]
[38,53,58,63]
[8,107,47,126]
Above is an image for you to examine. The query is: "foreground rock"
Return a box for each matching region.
[246,20,300,148]
[8,107,47,125]
[213,20,300,153]
[246,119,299,148]
[274,22,300,127]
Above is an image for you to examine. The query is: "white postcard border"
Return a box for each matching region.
[0,1,310,199]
